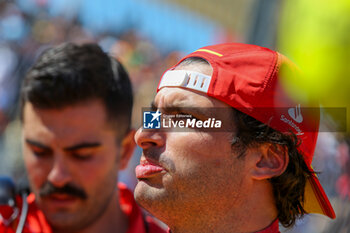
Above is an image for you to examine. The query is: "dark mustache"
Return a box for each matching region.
[39,182,87,200]
[143,149,160,161]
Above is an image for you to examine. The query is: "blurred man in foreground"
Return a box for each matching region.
[134,43,336,233]
[0,43,165,233]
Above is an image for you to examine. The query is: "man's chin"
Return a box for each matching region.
[38,198,86,229]
[134,180,167,207]
[46,213,77,227]
[45,212,88,232]
[135,179,158,196]
[134,182,174,225]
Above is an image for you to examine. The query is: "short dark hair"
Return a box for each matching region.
[232,109,312,228]
[20,43,133,140]
[177,56,312,228]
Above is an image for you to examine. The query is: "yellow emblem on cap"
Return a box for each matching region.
[196,49,223,57]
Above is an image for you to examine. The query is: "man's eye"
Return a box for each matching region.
[180,113,200,121]
[72,153,92,160]
[32,150,51,157]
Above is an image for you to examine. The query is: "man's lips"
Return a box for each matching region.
[49,193,78,200]
[135,160,165,179]
[44,194,79,207]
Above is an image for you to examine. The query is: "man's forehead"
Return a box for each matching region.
[22,100,107,121]
[22,100,114,140]
[154,87,231,111]
[155,88,190,107]
[155,87,210,108]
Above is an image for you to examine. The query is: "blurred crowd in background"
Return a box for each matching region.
[0,0,349,232]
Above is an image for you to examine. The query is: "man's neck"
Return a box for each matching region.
[168,182,278,233]
[169,219,279,233]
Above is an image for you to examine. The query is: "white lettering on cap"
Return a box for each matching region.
[158,70,212,93]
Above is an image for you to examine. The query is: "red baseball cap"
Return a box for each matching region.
[157,43,335,219]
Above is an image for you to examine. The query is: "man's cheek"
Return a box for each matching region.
[26,163,47,193]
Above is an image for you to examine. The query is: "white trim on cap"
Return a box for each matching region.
[158,70,212,93]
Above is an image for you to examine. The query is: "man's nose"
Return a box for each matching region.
[134,127,165,150]
[47,154,72,188]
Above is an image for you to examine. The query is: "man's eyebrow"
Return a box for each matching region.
[25,139,51,150]
[151,101,157,111]
[157,102,213,118]
[175,106,212,118]
[63,142,102,152]
[150,96,214,117]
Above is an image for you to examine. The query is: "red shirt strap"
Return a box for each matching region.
[255,219,280,233]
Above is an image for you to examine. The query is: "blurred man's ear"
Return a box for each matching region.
[250,143,289,180]
[119,129,136,170]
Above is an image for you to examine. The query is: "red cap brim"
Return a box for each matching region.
[304,164,336,218]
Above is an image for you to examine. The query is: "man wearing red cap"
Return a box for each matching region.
[134,43,336,233]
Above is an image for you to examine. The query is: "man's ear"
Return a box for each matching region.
[251,143,289,180]
[119,129,136,170]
